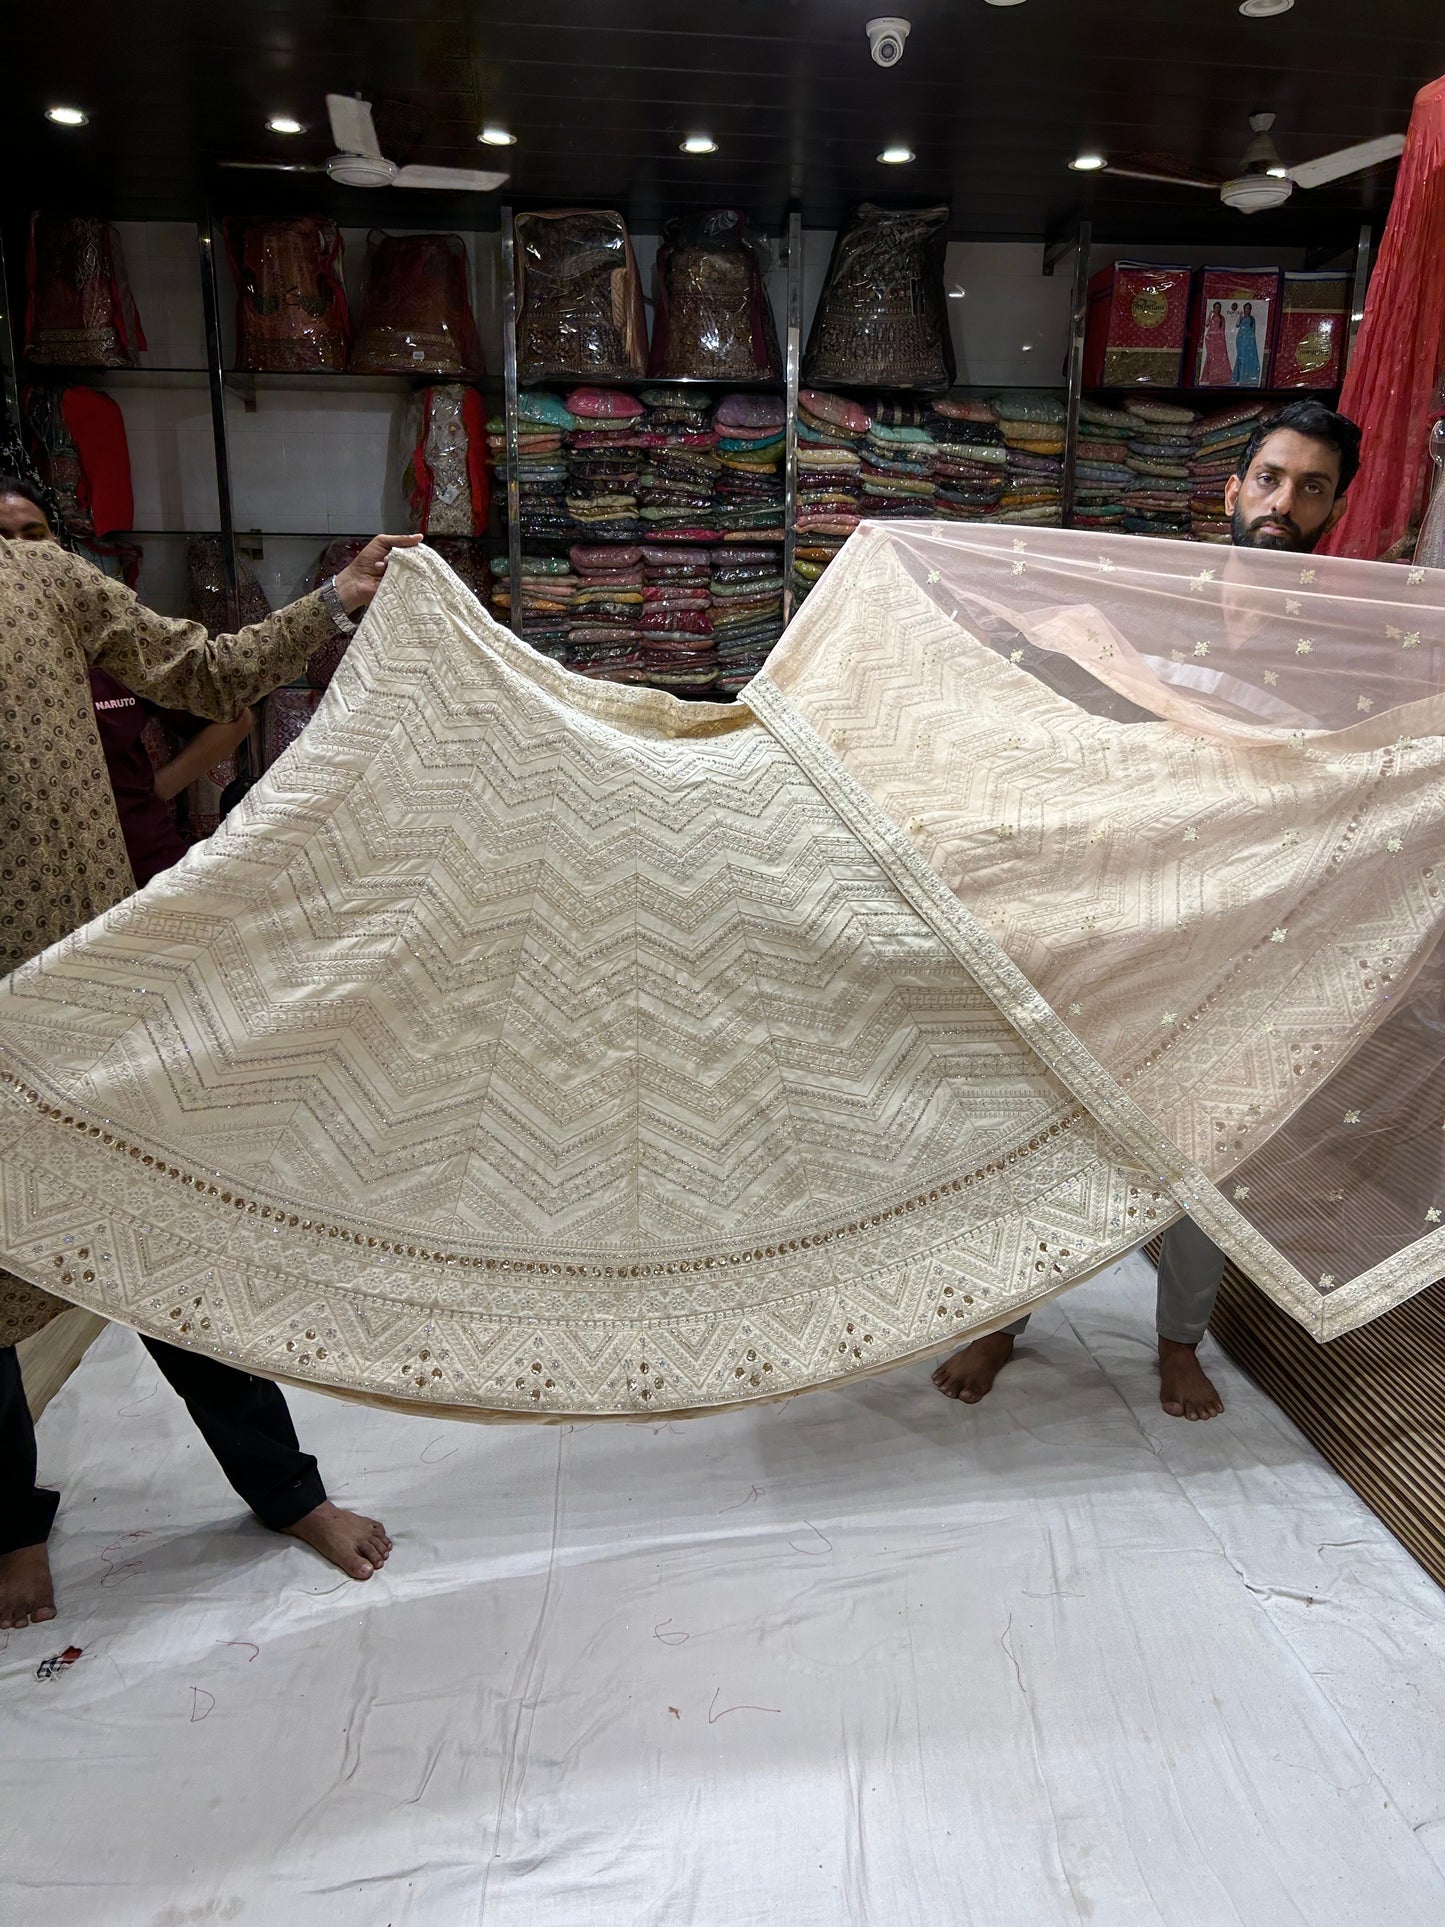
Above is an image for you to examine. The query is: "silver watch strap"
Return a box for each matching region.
[320,576,358,634]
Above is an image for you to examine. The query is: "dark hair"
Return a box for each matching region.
[1236,400,1363,496]
[0,472,49,516]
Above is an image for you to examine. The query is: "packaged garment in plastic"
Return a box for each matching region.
[932,395,998,424]
[349,232,483,377]
[798,389,872,435]
[514,211,648,381]
[25,215,146,367]
[802,206,953,392]
[990,390,1066,427]
[226,218,349,373]
[715,393,786,432]
[649,209,781,381]
[565,387,645,419]
[1083,263,1193,387]
[1190,267,1281,389]
[403,386,490,536]
[519,391,578,429]
[185,535,271,636]
[1274,272,1350,390]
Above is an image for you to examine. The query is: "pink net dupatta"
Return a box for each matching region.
[753,521,1445,1337]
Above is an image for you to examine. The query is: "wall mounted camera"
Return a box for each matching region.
[866,17,911,67]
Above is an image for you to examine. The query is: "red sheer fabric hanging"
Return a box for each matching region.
[1321,75,1445,560]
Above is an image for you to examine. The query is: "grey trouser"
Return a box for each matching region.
[1004,1218,1226,1347]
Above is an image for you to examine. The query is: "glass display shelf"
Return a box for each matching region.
[21,363,209,381]
[1084,384,1342,400]
[519,375,785,393]
[225,369,495,393]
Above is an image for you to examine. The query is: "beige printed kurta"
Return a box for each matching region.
[0,538,336,1343]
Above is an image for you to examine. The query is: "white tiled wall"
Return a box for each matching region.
[114,222,207,368]
[225,389,412,536]
[106,376,221,531]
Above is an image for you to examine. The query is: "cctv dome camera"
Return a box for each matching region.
[866,17,911,67]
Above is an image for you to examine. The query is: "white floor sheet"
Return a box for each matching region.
[2,1253,1443,1927]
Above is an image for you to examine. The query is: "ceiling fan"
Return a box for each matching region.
[219,94,510,193]
[1095,112,1405,214]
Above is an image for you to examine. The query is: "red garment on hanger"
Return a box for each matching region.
[1321,76,1445,559]
[60,386,134,536]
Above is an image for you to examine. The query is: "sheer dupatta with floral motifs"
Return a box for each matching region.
[752,521,1445,1338]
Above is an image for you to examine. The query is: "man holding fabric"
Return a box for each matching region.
[0,521,420,1629]
[933,399,1365,1421]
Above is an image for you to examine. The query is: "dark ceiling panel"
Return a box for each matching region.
[4,0,1442,240]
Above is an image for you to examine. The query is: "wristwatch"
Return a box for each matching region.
[320,576,359,634]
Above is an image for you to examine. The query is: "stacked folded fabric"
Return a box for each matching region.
[564,388,648,543]
[711,545,786,693]
[1188,403,1267,542]
[487,390,577,544]
[1119,398,1196,538]
[489,383,796,696]
[930,396,1008,522]
[639,542,717,692]
[636,387,720,542]
[566,542,648,681]
[860,404,939,521]
[992,390,1066,526]
[1072,399,1134,533]
[487,553,577,660]
[793,389,870,607]
[714,393,787,539]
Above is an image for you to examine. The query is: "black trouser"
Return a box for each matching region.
[0,1335,325,1555]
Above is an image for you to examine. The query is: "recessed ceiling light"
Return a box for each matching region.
[1069,152,1107,172]
[681,134,718,155]
[45,105,88,127]
[267,116,304,135]
[1021,343,1034,352]
[479,125,517,147]
[879,145,915,165]
[982,1,1029,7]
[1239,0,1294,16]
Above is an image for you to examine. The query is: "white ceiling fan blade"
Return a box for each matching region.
[217,161,328,174]
[1289,133,1405,190]
[326,93,384,159]
[394,164,511,192]
[1103,163,1223,191]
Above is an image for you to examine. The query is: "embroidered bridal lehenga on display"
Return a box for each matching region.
[2,529,1443,1417]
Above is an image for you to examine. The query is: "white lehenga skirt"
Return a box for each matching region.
[2,528,1444,1416]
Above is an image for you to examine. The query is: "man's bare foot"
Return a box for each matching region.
[1158,1337,1224,1421]
[282,1501,392,1581]
[0,1542,57,1629]
[932,1331,1016,1404]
